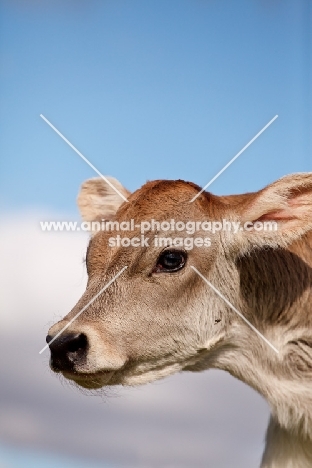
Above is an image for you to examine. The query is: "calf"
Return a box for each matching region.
[47,173,312,467]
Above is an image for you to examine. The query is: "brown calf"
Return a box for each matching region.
[47,173,312,467]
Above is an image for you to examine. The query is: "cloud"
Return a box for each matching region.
[1,211,88,334]
[0,212,269,467]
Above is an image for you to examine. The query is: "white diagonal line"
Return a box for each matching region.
[190,115,278,203]
[39,266,128,354]
[40,114,128,203]
[191,266,279,354]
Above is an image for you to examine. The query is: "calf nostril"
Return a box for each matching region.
[67,333,88,353]
[47,333,89,372]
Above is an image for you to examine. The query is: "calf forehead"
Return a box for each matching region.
[117,179,219,220]
[86,179,224,271]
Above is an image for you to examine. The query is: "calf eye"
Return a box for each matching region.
[153,250,186,273]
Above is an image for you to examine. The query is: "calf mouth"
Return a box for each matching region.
[61,369,116,389]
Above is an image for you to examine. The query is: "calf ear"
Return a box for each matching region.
[77,177,130,223]
[236,173,312,252]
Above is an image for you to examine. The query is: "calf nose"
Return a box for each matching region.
[46,333,88,372]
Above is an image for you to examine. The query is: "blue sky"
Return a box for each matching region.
[0,0,311,216]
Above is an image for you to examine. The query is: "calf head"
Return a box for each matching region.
[47,173,312,392]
